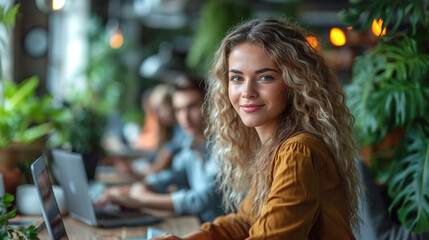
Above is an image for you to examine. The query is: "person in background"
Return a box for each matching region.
[115,84,187,177]
[97,75,224,223]
[153,17,361,240]
[132,86,160,152]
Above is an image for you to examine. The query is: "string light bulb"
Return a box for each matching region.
[109,28,123,49]
[330,27,346,46]
[52,0,66,11]
[371,19,387,37]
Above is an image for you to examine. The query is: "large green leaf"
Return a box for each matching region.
[4,77,38,111]
[0,4,19,40]
[0,77,66,148]
[345,36,429,145]
[388,131,429,234]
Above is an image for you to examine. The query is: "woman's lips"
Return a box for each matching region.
[240,104,264,113]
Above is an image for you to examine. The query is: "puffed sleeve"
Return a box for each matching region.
[247,141,320,239]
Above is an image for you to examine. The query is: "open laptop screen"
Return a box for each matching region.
[31,156,68,240]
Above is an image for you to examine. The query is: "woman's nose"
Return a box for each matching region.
[242,79,258,98]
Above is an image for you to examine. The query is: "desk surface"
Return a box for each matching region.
[33,215,200,240]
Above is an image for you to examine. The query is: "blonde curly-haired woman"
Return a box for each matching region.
[153,17,361,240]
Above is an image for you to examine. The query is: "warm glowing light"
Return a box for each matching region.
[110,30,124,49]
[52,0,66,11]
[371,19,387,37]
[330,27,346,46]
[346,26,353,30]
[306,36,318,49]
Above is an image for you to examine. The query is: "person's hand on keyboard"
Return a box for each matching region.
[95,185,142,209]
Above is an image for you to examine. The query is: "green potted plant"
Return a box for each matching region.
[0,193,39,240]
[0,3,66,193]
[340,0,429,234]
[1,5,42,239]
[0,76,66,190]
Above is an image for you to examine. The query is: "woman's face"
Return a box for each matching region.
[228,43,287,141]
[157,100,176,127]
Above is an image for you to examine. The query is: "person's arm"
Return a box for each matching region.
[144,126,187,175]
[168,160,221,219]
[95,185,137,208]
[145,166,187,193]
[129,182,175,212]
[143,148,174,174]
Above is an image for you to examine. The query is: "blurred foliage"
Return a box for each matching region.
[0,194,39,240]
[0,4,19,47]
[58,16,138,154]
[342,0,429,234]
[0,4,67,150]
[339,0,429,37]
[345,36,429,145]
[61,104,106,154]
[186,0,252,74]
[0,77,67,149]
[66,17,125,115]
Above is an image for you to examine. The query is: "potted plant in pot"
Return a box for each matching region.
[0,76,67,193]
[340,0,429,234]
[58,103,106,180]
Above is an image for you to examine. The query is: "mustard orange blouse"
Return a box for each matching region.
[200,132,355,240]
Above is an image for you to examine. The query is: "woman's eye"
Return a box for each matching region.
[259,75,274,81]
[230,76,241,82]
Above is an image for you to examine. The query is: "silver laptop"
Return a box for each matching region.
[31,156,69,240]
[50,149,162,228]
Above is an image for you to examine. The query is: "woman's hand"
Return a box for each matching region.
[150,231,212,240]
[150,233,183,239]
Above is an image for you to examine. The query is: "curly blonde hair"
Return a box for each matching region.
[204,17,361,230]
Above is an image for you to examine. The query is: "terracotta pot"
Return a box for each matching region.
[0,148,20,170]
[0,168,21,196]
[0,141,46,195]
[0,141,45,171]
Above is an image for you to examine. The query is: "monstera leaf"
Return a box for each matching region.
[345,36,429,145]
[387,130,429,234]
[342,0,429,235]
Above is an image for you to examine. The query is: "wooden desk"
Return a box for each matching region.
[35,215,200,239]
